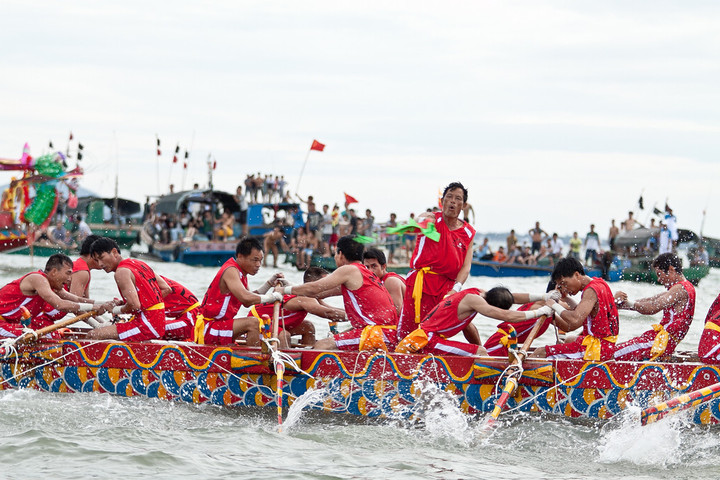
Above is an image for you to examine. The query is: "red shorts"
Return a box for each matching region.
[334,326,398,351]
[699,326,720,364]
[614,330,670,361]
[545,335,616,361]
[164,310,197,341]
[420,332,479,357]
[117,310,166,341]
[200,318,236,345]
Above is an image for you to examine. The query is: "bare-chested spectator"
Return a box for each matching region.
[505,244,521,264]
[624,211,638,231]
[298,226,318,270]
[506,229,518,252]
[528,221,548,255]
[608,219,619,251]
[517,245,537,265]
[263,225,289,268]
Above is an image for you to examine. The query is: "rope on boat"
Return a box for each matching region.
[497,358,614,417]
[0,339,105,388]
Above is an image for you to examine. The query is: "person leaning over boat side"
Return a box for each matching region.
[363,247,406,317]
[395,286,553,356]
[698,292,720,364]
[89,238,170,341]
[484,281,570,358]
[531,257,619,361]
[613,253,695,362]
[160,275,201,341]
[0,253,107,338]
[69,234,102,298]
[396,182,476,341]
[193,236,285,346]
[278,235,397,351]
[251,267,346,347]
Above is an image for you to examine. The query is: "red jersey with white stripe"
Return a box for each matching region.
[251,295,308,330]
[659,279,696,336]
[117,259,164,311]
[161,276,199,317]
[583,277,619,338]
[342,263,397,329]
[410,211,475,288]
[0,271,51,322]
[484,302,553,356]
[419,288,481,338]
[199,257,247,321]
[72,257,91,296]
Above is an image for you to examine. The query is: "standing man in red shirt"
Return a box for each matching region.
[194,237,285,346]
[279,235,397,351]
[89,238,170,341]
[397,182,476,340]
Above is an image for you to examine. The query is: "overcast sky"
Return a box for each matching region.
[1,1,719,238]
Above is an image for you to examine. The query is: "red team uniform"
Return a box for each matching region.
[484,303,553,357]
[0,272,56,337]
[72,257,91,297]
[161,276,200,341]
[699,292,720,364]
[545,278,619,361]
[250,295,307,332]
[614,280,696,361]
[115,259,166,341]
[407,288,482,356]
[195,258,247,345]
[397,212,475,340]
[334,264,397,351]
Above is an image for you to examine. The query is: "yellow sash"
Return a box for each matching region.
[705,321,720,334]
[649,324,670,360]
[497,325,517,349]
[395,328,429,354]
[581,334,618,361]
[194,314,207,344]
[249,305,262,320]
[179,301,201,316]
[359,325,396,352]
[146,302,165,311]
[412,267,437,324]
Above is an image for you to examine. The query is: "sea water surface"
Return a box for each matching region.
[0,252,719,479]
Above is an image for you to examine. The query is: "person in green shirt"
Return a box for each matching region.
[569,232,582,260]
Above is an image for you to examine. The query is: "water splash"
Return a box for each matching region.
[597,404,684,466]
[410,380,470,443]
[282,386,328,431]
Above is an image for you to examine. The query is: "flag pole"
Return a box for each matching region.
[295,148,311,197]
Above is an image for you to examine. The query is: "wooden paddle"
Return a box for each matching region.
[484,315,548,429]
[16,311,97,344]
[270,300,285,432]
[641,382,720,426]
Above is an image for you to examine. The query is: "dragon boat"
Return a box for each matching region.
[2,331,719,426]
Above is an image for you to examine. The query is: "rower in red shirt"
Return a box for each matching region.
[614,253,696,361]
[397,182,476,341]
[89,238,170,341]
[250,267,346,347]
[532,257,619,361]
[363,247,406,316]
[0,254,104,338]
[69,234,102,298]
[194,237,285,346]
[396,286,553,356]
[699,292,720,364]
[279,235,397,351]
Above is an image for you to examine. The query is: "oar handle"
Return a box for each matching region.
[271,301,281,342]
[18,311,97,343]
[512,314,547,364]
[641,381,720,426]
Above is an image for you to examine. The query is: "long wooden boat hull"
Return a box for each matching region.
[3,338,719,425]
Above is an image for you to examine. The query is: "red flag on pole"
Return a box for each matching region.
[173,155,178,164]
[310,140,325,152]
[344,192,358,205]
[69,131,73,140]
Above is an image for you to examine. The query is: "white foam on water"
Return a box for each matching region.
[282,386,328,431]
[597,404,684,466]
[410,380,471,444]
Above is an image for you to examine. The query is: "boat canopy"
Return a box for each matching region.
[154,190,240,215]
[614,227,699,249]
